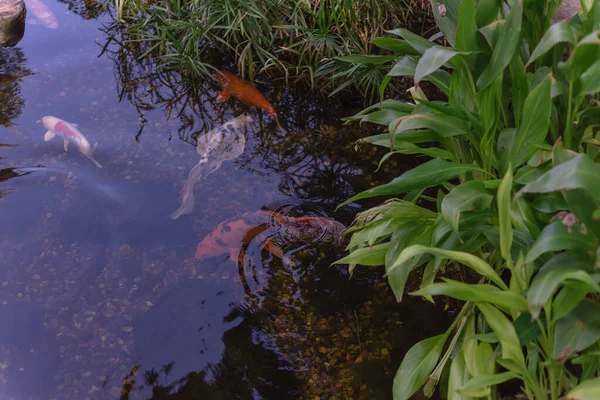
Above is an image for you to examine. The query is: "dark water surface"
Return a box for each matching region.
[0,2,451,399]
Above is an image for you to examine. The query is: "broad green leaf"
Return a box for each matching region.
[554,300,600,361]
[431,0,460,47]
[455,0,478,52]
[513,313,541,346]
[388,57,452,92]
[333,242,388,266]
[338,158,485,207]
[498,166,513,265]
[448,350,470,400]
[385,225,433,301]
[563,188,600,239]
[509,54,528,128]
[475,0,501,27]
[392,245,507,289]
[441,181,493,231]
[477,302,526,367]
[457,372,519,397]
[510,74,552,167]
[476,0,522,90]
[526,22,578,67]
[334,54,396,65]
[565,377,600,400]
[553,285,590,320]
[479,20,505,49]
[378,143,454,164]
[393,334,447,400]
[394,113,471,137]
[387,28,436,55]
[359,131,439,147]
[578,60,600,96]
[414,46,470,84]
[412,280,528,312]
[361,109,408,126]
[517,154,600,199]
[372,38,419,55]
[560,31,600,79]
[525,220,595,264]
[528,268,600,320]
[474,342,495,376]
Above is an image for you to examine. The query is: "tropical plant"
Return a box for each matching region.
[335,0,600,399]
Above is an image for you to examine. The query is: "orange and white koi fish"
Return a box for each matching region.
[213,70,279,126]
[42,116,102,168]
[24,0,57,29]
[195,210,346,267]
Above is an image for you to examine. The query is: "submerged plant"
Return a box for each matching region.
[336,0,600,399]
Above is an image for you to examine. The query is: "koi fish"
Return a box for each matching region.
[42,116,102,168]
[213,70,280,126]
[170,115,251,220]
[24,0,57,29]
[195,210,346,267]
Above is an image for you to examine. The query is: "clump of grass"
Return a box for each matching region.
[103,0,423,91]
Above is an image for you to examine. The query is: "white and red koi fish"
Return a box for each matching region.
[24,0,58,29]
[42,116,102,168]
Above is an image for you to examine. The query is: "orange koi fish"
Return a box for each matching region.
[213,70,280,126]
[195,210,345,267]
[25,0,58,29]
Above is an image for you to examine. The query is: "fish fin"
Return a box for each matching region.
[88,156,102,168]
[170,181,195,220]
[229,247,242,263]
[216,90,231,103]
[71,123,78,127]
[64,140,69,151]
[44,131,55,141]
[263,240,295,266]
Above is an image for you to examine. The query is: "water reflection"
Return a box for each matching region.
[0,47,32,126]
[0,0,26,47]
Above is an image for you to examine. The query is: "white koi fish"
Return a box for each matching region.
[170,115,252,220]
[24,0,58,29]
[42,115,102,168]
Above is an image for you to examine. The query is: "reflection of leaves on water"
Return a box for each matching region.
[0,47,33,127]
[55,0,105,20]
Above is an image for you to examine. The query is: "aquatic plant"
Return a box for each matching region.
[336,0,600,399]
[103,0,423,87]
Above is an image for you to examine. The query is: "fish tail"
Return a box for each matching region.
[170,181,195,220]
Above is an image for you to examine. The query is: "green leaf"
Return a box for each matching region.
[477,303,526,368]
[510,73,552,167]
[387,28,436,55]
[513,313,541,346]
[509,56,528,128]
[474,342,495,375]
[334,54,396,65]
[455,0,478,52]
[498,166,514,265]
[441,181,493,231]
[553,285,590,320]
[338,158,485,207]
[525,220,595,264]
[378,143,454,164]
[560,31,600,79]
[565,378,600,400]
[517,154,600,199]
[526,22,578,67]
[385,226,433,301]
[393,113,471,137]
[457,372,519,397]
[578,60,600,96]
[475,0,501,27]
[361,109,408,126]
[528,268,600,320]
[372,38,419,55]
[448,350,470,400]
[392,245,507,289]
[476,0,522,90]
[393,334,447,400]
[415,46,470,84]
[554,300,600,361]
[333,243,389,267]
[411,280,528,312]
[359,131,439,147]
[431,0,460,47]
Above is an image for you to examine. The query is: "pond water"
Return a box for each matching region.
[0,2,452,399]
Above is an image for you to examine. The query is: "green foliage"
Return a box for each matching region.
[338,0,600,399]
[104,0,419,87]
